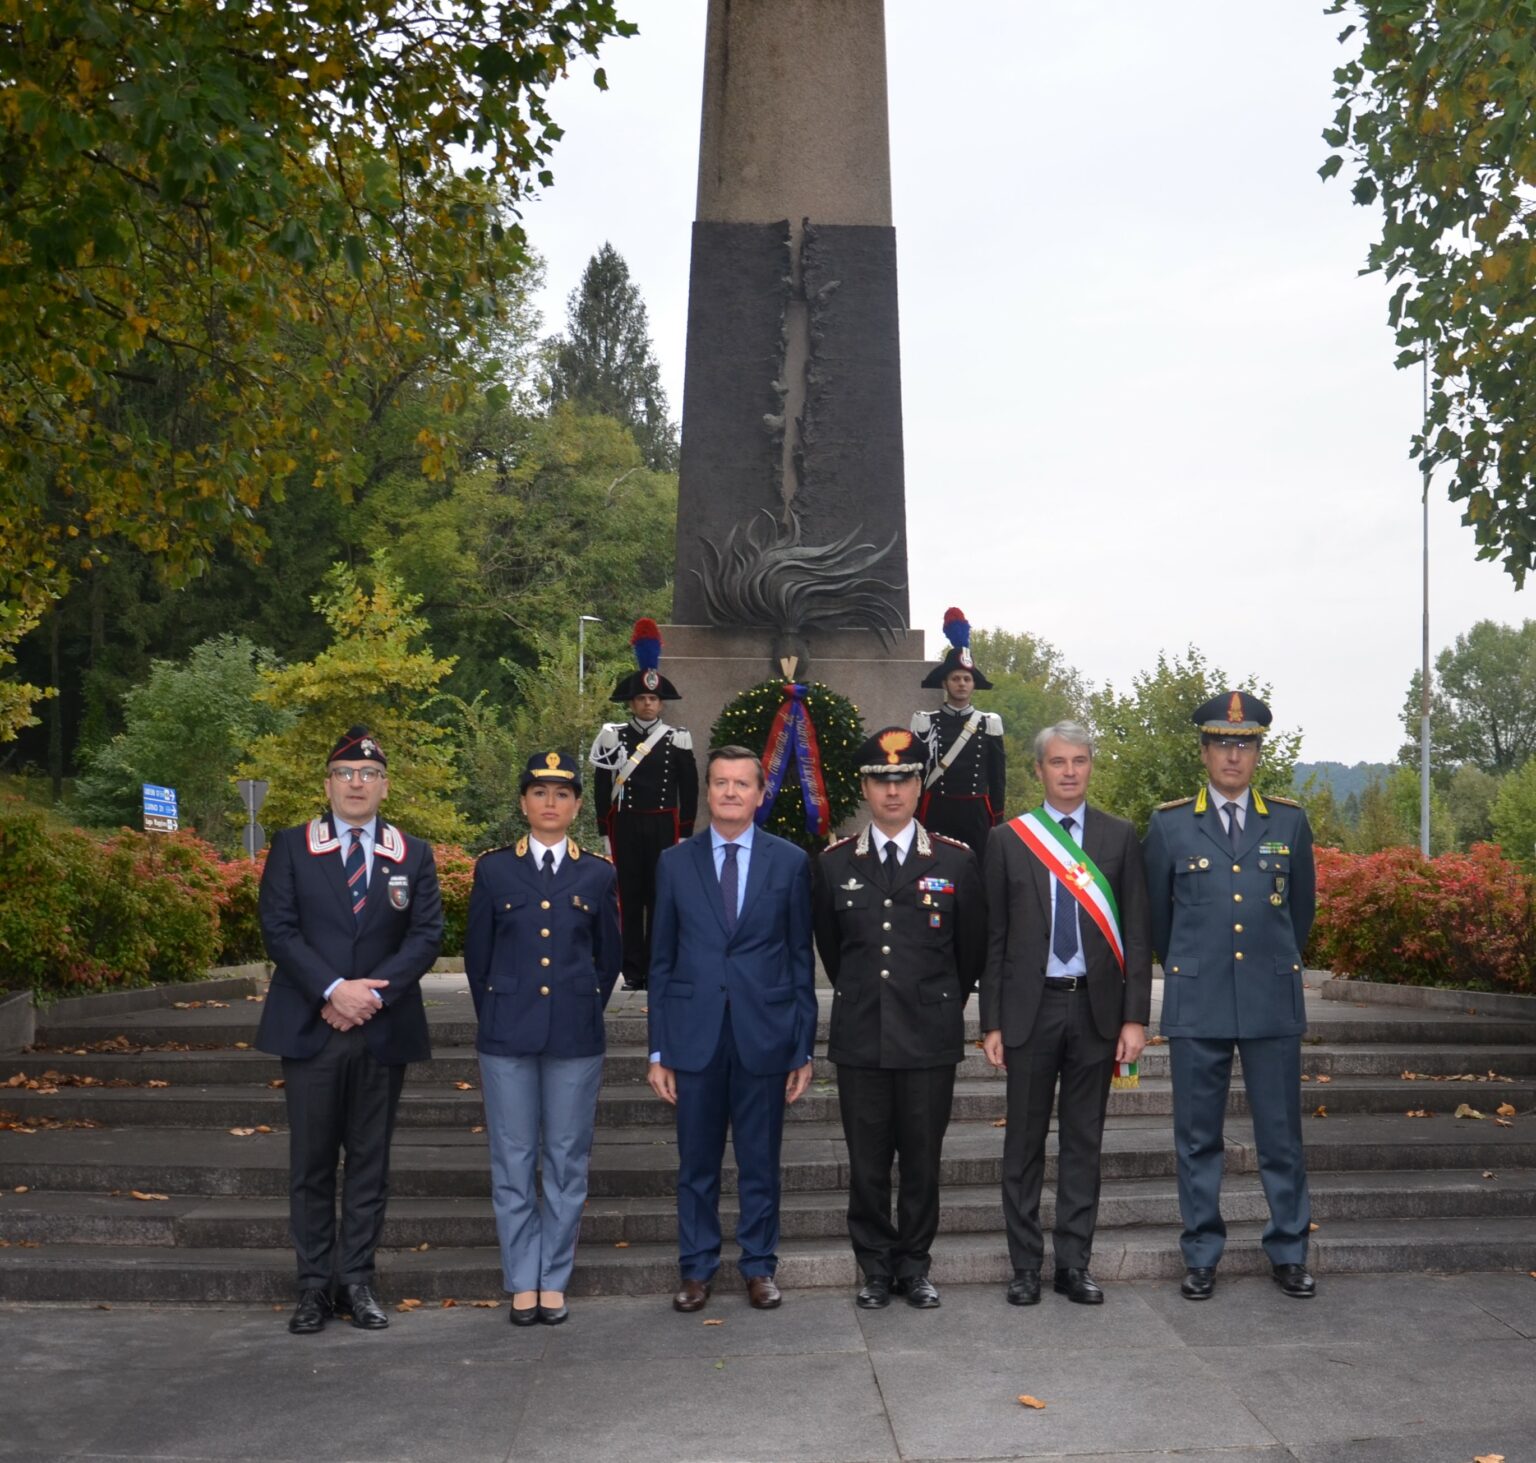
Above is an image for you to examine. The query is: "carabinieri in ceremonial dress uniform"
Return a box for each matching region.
[912,606,1006,864]
[589,618,698,991]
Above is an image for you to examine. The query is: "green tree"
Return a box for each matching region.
[1323,5,1536,583]
[1491,757,1536,868]
[1086,647,1301,833]
[545,243,679,471]
[1385,764,1454,855]
[1351,775,1414,854]
[969,628,1087,816]
[1296,773,1350,850]
[1447,762,1502,848]
[1,0,636,733]
[241,561,468,843]
[1400,620,1536,774]
[70,636,290,848]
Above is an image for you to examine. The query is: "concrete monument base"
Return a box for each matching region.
[659,624,929,766]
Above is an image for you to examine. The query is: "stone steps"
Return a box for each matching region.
[5,1072,1533,1128]
[1,1215,1531,1305]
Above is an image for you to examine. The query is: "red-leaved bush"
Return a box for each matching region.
[1310,843,1536,994]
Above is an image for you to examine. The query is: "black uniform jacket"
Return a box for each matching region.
[464,837,622,1059]
[590,720,699,833]
[979,806,1153,1046]
[813,823,987,1068]
[256,814,443,1064]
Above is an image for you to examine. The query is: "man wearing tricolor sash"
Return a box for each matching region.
[1142,691,1317,1302]
[980,722,1151,1307]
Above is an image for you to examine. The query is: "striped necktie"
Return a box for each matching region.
[346,827,368,924]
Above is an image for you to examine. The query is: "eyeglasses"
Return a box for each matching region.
[329,766,383,783]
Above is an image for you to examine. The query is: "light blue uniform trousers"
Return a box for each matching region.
[479,1050,604,1293]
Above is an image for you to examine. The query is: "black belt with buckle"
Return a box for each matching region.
[1043,976,1086,991]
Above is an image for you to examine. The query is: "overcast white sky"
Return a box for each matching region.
[519,1,1528,765]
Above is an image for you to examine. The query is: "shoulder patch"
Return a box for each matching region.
[1155,797,1195,811]
[910,710,932,734]
[589,723,624,765]
[1264,794,1301,807]
[931,833,973,850]
[670,727,693,751]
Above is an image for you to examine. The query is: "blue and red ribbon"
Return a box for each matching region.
[758,683,832,837]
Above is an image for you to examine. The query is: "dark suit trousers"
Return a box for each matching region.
[921,793,993,865]
[674,1007,786,1282]
[1170,1035,1311,1268]
[281,1025,406,1291]
[611,812,675,983]
[836,1063,956,1281]
[1001,987,1115,1272]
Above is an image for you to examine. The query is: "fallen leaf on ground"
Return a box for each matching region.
[228,1127,256,1137]
[1300,1074,1311,1082]
[129,1190,169,1202]
[12,1185,27,1194]
[145,1080,170,1089]
[1483,1171,1497,1179]
[470,1300,500,1308]
[453,1081,474,1091]
[395,1298,422,1312]
[416,1242,430,1251]
[1405,1109,1432,1118]
[267,1079,285,1089]
[441,1298,457,1307]
[702,1318,724,1326]
[233,1042,250,1051]
[1315,1074,1331,1084]
[1312,1106,1327,1118]
[1308,1222,1320,1232]
[1474,1454,1505,1462]
[470,1125,485,1134]
[992,1117,1007,1128]
[97,1303,111,1310]
[255,1125,272,1134]
[614,1240,630,1249]
[1496,1103,1517,1117]
[1455,1103,1486,1120]
[1149,1035,1167,1045]
[1495,1118,1513,1128]
[1017,1395,1046,1410]
[1401,1071,1422,1081]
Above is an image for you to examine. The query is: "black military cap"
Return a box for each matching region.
[610,617,682,702]
[520,750,584,794]
[1193,691,1271,740]
[855,727,926,780]
[920,607,994,691]
[328,726,386,767]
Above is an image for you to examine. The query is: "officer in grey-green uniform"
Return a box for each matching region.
[1142,691,1317,1303]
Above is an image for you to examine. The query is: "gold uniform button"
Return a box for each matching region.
[1293,963,1301,972]
[540,900,551,910]
[1234,923,1244,933]
[1233,893,1243,903]
[1232,864,1241,873]
[539,985,550,996]
[1170,966,1180,974]
[1198,857,1209,869]
[1235,951,1244,961]
[503,902,513,910]
[540,928,550,938]
[540,956,550,967]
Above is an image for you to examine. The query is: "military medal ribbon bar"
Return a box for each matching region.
[1006,809,1125,971]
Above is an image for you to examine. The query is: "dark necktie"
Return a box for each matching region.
[1225,803,1241,854]
[541,848,555,884]
[883,841,900,881]
[1052,815,1079,964]
[720,842,739,935]
[346,827,368,924]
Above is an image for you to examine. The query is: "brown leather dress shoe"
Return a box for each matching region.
[746,1275,782,1310]
[673,1278,712,1313]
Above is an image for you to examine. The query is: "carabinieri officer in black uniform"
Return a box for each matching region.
[813,727,988,1310]
[912,607,1006,865]
[1142,692,1317,1303]
[466,752,622,1326]
[589,618,697,991]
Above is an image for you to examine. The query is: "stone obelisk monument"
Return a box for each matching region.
[662,0,926,741]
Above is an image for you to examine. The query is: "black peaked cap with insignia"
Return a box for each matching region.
[328,726,386,766]
[920,607,994,691]
[855,726,926,780]
[1193,691,1271,740]
[520,750,584,794]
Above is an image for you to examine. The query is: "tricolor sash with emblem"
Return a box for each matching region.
[1005,808,1124,971]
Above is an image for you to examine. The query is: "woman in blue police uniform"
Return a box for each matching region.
[465,752,621,1326]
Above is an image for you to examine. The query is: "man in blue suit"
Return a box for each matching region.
[647,745,817,1312]
[257,727,443,1335]
[1142,692,1317,1303]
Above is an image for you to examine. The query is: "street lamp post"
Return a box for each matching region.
[578,615,602,697]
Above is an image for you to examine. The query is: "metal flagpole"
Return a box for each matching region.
[1419,353,1432,858]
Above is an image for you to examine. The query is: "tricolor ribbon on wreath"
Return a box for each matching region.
[757,682,832,838]
[1006,807,1137,1088]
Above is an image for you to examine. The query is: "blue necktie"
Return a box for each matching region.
[1052,815,1078,964]
[541,848,555,884]
[346,827,368,925]
[720,842,739,935]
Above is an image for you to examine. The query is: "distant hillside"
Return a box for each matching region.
[1293,760,1395,801]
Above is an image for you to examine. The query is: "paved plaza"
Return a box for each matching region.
[6,1270,1534,1462]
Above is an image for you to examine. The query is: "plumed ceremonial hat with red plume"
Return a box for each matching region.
[609,618,682,702]
[920,607,993,690]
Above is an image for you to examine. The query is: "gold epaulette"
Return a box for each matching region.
[1156,796,1195,811]
[514,836,529,857]
[584,846,613,863]
[1264,794,1301,807]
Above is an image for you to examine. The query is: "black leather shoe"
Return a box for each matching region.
[621,976,647,992]
[1271,1263,1316,1299]
[288,1288,332,1335]
[509,1303,540,1327]
[1053,1268,1104,1304]
[1006,1271,1042,1306]
[856,1276,893,1309]
[1181,1267,1217,1301]
[537,1303,569,1325]
[904,1276,941,1309]
[340,1282,389,1329]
